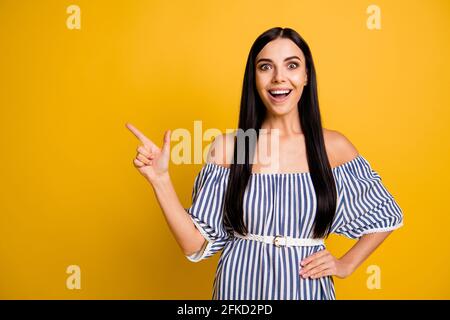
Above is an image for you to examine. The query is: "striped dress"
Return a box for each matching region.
[185,154,404,300]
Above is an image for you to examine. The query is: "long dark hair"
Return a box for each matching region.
[223,27,337,239]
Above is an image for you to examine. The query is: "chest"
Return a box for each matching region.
[250,134,309,174]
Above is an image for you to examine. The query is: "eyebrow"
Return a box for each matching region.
[256,56,302,64]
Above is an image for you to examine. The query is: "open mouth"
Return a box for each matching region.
[268,89,293,102]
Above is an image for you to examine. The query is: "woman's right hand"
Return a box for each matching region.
[125,122,171,183]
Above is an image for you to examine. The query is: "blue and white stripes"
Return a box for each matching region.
[330,155,404,239]
[185,155,404,299]
[185,162,231,262]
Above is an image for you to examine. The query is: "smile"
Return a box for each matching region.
[267,89,293,104]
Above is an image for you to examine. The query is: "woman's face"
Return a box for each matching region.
[255,38,308,116]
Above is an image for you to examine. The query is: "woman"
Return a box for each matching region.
[126,27,404,300]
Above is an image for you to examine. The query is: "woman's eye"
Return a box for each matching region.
[259,63,298,71]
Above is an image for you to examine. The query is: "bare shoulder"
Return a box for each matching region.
[323,128,359,167]
[206,131,236,168]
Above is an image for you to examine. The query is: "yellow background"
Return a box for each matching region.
[0,0,449,299]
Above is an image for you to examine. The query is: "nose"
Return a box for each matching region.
[272,67,287,83]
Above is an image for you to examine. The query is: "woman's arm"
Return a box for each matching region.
[151,173,206,256]
[299,231,394,279]
[299,130,400,279]
[338,231,393,275]
[125,123,206,256]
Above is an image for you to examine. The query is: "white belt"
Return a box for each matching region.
[233,232,325,247]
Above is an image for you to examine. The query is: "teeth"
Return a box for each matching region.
[269,89,290,94]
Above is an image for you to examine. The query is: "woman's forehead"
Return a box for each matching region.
[257,38,305,61]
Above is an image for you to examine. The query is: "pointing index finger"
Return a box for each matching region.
[126,122,153,146]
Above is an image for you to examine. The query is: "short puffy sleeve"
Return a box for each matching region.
[185,162,232,262]
[330,155,404,240]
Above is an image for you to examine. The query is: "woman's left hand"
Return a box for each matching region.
[299,249,354,279]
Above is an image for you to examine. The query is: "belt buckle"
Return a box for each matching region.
[273,235,285,247]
